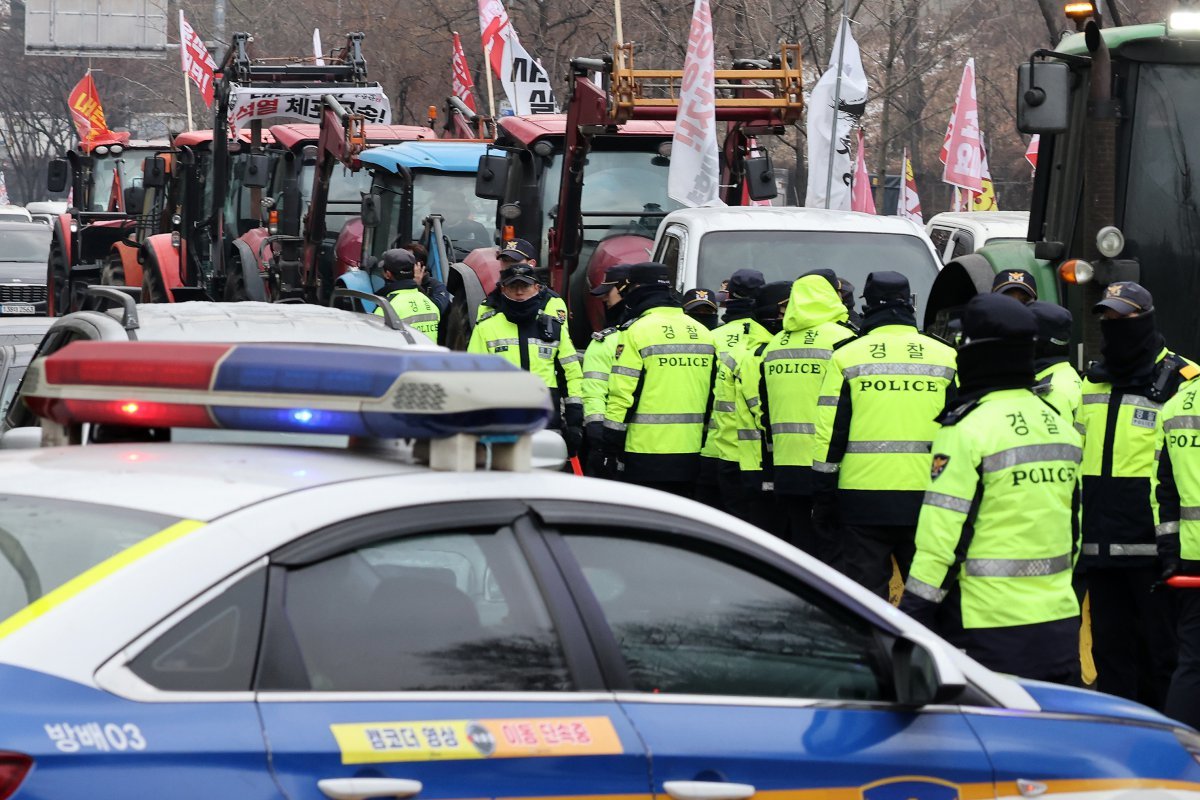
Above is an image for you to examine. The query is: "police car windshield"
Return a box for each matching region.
[0,495,179,622]
[696,230,940,323]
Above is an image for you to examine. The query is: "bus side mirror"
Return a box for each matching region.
[744,151,777,202]
[47,159,70,194]
[143,157,167,188]
[242,153,271,189]
[1017,60,1071,134]
[476,154,509,200]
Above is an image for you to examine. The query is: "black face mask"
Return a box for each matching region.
[501,291,541,322]
[688,312,719,330]
[604,300,627,327]
[1099,312,1163,386]
[722,296,756,321]
[759,317,784,336]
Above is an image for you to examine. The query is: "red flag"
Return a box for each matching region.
[452,32,478,112]
[179,11,217,108]
[851,130,876,214]
[67,73,125,152]
[940,59,983,193]
[1025,134,1040,171]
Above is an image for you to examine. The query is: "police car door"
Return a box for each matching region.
[531,501,997,800]
[254,502,651,800]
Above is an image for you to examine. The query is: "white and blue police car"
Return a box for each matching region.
[0,340,1197,800]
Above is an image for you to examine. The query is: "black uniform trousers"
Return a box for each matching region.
[1089,565,1177,710]
[843,524,917,599]
[693,456,724,510]
[1167,588,1200,728]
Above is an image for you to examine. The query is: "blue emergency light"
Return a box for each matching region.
[22,341,552,439]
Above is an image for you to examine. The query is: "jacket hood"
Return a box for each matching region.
[783,275,849,332]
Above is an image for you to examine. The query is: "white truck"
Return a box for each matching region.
[650,207,943,322]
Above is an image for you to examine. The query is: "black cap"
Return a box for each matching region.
[1028,301,1073,348]
[498,238,537,261]
[961,292,1037,343]
[991,269,1038,302]
[726,269,766,299]
[499,263,538,286]
[628,262,672,287]
[802,268,840,292]
[755,281,793,316]
[862,271,912,309]
[380,248,416,278]
[1094,281,1154,316]
[590,264,632,296]
[682,288,719,314]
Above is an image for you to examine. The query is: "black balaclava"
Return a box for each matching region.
[1029,301,1072,372]
[624,283,679,317]
[722,296,756,322]
[1098,311,1164,388]
[500,288,542,322]
[604,300,627,328]
[860,271,917,334]
[754,281,793,336]
[954,293,1037,405]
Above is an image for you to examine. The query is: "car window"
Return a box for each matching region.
[950,230,974,258]
[562,533,885,701]
[268,528,572,692]
[0,495,180,622]
[928,227,951,261]
[657,233,682,282]
[129,569,266,691]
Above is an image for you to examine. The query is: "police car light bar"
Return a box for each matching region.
[23,342,552,439]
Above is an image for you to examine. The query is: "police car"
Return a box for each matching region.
[0,341,1197,800]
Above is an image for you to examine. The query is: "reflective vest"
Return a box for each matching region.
[700,314,753,460]
[1034,360,1083,423]
[605,305,715,481]
[374,287,440,339]
[813,323,957,525]
[467,308,583,412]
[582,326,620,425]
[747,275,856,493]
[906,388,1082,629]
[1079,348,1198,567]
[1153,378,1200,569]
[733,340,772,480]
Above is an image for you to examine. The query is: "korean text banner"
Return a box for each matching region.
[226,84,392,132]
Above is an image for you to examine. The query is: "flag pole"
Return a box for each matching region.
[614,0,624,44]
[823,0,850,209]
[183,71,195,131]
[484,40,497,118]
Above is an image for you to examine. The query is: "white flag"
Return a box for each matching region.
[479,0,557,115]
[312,29,324,66]
[668,0,723,207]
[804,17,867,210]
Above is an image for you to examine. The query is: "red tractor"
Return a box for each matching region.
[453,42,802,347]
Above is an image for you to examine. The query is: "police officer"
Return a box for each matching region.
[581,264,631,476]
[992,269,1038,304]
[837,277,863,329]
[477,238,568,324]
[602,262,716,495]
[373,249,441,340]
[469,261,584,451]
[901,293,1082,684]
[701,269,765,514]
[812,271,957,595]
[398,240,452,317]
[1080,281,1197,708]
[750,272,856,558]
[1153,374,1200,727]
[1029,301,1082,421]
[682,288,720,330]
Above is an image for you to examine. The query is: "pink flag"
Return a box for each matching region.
[452,32,478,112]
[668,0,723,207]
[898,148,922,224]
[940,59,982,193]
[851,129,876,214]
[1025,134,1039,171]
[179,11,217,108]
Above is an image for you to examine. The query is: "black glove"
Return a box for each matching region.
[898,592,939,629]
[1163,559,1182,582]
[563,426,583,458]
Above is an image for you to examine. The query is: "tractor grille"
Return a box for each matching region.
[0,285,46,303]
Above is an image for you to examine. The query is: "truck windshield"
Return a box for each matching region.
[1122,63,1200,350]
[540,149,684,265]
[298,163,372,239]
[86,149,156,212]
[695,230,941,322]
[414,171,494,257]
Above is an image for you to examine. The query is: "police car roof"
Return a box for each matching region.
[81,301,440,348]
[658,206,931,237]
[0,443,420,519]
[359,140,489,175]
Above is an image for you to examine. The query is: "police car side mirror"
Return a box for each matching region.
[892,634,967,707]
